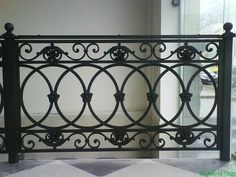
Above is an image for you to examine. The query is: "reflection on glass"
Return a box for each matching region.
[181,0,236,158]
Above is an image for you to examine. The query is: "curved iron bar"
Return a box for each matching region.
[66,42,87,60]
[89,63,153,128]
[152,42,168,60]
[19,43,41,61]
[66,132,87,149]
[152,131,170,148]
[195,131,217,148]
[54,63,126,129]
[52,64,88,129]
[86,132,106,149]
[152,64,186,127]
[21,64,109,130]
[20,63,218,130]
[152,63,218,128]
[20,64,54,130]
[130,42,153,60]
[185,64,218,127]
[84,63,165,129]
[21,133,42,150]
[85,64,120,128]
[119,64,153,127]
[131,132,153,150]
[85,43,106,61]
[202,42,219,60]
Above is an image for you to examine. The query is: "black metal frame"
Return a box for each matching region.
[0,23,235,163]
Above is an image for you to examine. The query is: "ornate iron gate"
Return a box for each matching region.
[0,23,235,163]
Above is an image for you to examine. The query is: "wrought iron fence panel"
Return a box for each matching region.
[18,39,219,152]
[0,23,234,163]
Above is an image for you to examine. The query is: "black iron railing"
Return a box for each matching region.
[0,23,235,163]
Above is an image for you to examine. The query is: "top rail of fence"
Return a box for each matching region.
[0,34,223,40]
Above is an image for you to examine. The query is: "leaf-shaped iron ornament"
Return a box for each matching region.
[172,129,199,148]
[173,45,200,62]
[109,129,131,148]
[105,44,133,62]
[39,44,66,62]
[41,130,66,149]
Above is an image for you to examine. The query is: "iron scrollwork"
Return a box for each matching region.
[19,41,219,62]
[175,45,198,62]
[40,44,66,63]
[105,44,133,62]
[198,131,217,148]
[109,129,131,148]
[42,130,66,149]
[172,129,197,148]
[169,129,217,148]
[22,131,67,150]
[20,129,217,151]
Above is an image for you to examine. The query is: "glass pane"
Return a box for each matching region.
[180,0,225,158]
[226,0,236,158]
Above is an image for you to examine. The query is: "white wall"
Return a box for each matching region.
[0,0,182,160]
[0,0,160,160]
[0,0,149,115]
[158,0,180,158]
[0,0,147,35]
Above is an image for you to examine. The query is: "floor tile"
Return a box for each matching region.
[0,158,234,177]
[208,161,236,177]
[4,161,96,177]
[158,159,227,174]
[0,160,49,177]
[104,159,200,177]
[70,159,134,176]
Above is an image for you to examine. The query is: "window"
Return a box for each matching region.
[180,0,236,158]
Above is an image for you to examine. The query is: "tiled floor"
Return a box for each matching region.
[0,158,235,177]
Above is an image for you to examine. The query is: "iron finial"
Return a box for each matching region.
[223,22,233,32]
[4,23,14,33]
[3,23,15,37]
[223,22,235,37]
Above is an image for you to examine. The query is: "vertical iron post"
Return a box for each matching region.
[220,23,235,161]
[2,23,21,163]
